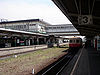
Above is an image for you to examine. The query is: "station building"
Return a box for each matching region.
[0,19,79,48]
[0,19,50,34]
[45,24,79,44]
[0,19,51,48]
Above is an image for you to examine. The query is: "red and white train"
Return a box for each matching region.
[69,37,82,48]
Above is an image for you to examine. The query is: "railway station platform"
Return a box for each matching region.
[60,46,100,75]
[0,43,68,57]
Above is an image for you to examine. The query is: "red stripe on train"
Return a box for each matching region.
[69,44,81,47]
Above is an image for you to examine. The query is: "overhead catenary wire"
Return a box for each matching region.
[79,0,81,15]
[91,0,95,15]
[88,0,91,14]
[74,0,80,14]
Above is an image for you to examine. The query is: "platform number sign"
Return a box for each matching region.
[78,15,93,25]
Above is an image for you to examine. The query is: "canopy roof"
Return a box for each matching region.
[52,0,100,37]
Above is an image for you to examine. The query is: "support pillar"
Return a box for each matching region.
[14,37,17,47]
[32,38,34,45]
[44,38,46,44]
[37,38,39,45]
[28,39,30,46]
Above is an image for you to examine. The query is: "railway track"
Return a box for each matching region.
[36,50,76,75]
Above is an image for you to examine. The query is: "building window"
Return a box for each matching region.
[30,24,36,26]
[24,25,26,28]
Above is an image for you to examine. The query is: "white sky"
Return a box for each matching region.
[0,0,71,25]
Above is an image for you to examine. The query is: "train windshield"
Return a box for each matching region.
[70,40,72,43]
[70,40,75,43]
[76,40,80,43]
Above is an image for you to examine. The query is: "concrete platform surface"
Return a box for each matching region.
[60,46,100,75]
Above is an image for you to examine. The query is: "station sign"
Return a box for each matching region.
[78,15,93,25]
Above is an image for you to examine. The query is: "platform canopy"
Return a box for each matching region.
[52,0,100,37]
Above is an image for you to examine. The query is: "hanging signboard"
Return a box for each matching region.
[78,15,93,25]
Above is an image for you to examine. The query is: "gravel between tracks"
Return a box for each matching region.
[0,47,68,75]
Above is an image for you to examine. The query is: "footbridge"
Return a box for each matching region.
[45,24,80,36]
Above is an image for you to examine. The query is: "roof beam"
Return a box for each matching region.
[77,26,100,32]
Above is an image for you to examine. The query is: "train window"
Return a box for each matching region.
[73,40,75,43]
[76,40,80,43]
[70,40,72,43]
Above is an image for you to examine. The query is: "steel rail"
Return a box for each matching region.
[41,52,75,75]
